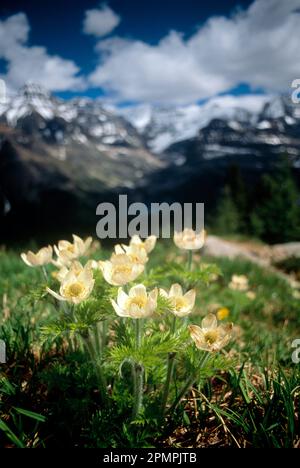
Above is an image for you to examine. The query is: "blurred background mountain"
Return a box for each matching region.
[0,83,300,243]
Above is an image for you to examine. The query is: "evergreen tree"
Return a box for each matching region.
[253,155,300,243]
[213,185,241,235]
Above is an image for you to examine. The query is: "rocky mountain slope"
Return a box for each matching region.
[0,84,299,240]
[0,84,162,240]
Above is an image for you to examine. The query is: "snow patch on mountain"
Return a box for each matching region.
[119,94,271,152]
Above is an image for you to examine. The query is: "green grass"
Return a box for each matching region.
[0,244,299,448]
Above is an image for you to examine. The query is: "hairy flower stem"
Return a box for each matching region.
[132,319,144,420]
[41,266,48,282]
[187,250,193,271]
[161,316,177,416]
[83,331,108,405]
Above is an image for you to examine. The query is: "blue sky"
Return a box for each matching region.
[0,0,299,104]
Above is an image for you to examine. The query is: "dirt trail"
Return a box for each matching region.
[204,236,300,284]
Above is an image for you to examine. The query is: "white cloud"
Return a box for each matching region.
[0,13,85,92]
[83,4,120,38]
[89,0,300,104]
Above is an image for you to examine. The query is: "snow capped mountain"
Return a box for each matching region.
[0,83,145,150]
[119,94,271,152]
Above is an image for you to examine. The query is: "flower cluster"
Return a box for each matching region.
[21,230,232,349]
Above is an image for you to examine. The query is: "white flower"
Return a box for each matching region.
[54,260,95,282]
[53,234,92,266]
[47,262,94,304]
[160,283,196,317]
[116,243,148,265]
[229,274,249,291]
[111,284,158,319]
[21,246,53,267]
[130,235,157,253]
[189,314,233,353]
[174,228,206,250]
[98,253,144,286]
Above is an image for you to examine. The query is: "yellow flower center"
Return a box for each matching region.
[173,296,187,310]
[128,296,147,309]
[204,330,219,345]
[65,282,85,298]
[115,265,132,275]
[67,245,75,253]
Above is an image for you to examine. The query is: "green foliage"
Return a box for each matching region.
[0,240,299,448]
[212,186,242,235]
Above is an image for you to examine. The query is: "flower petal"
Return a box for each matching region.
[201,313,217,331]
[169,283,183,297]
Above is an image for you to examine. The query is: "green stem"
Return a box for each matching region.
[161,352,176,416]
[187,250,193,271]
[132,319,144,420]
[83,330,108,405]
[135,318,142,349]
[132,362,144,420]
[161,315,177,416]
[41,266,48,282]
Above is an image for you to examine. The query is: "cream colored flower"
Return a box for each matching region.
[229,274,249,291]
[130,235,157,253]
[189,314,233,352]
[98,253,144,286]
[21,245,53,267]
[293,290,300,300]
[160,283,196,317]
[116,243,148,265]
[46,262,94,304]
[53,234,92,266]
[111,284,158,319]
[54,260,95,282]
[174,228,206,250]
[246,291,256,300]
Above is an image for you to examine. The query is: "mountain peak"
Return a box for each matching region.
[19,82,52,100]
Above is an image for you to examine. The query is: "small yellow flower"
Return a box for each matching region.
[229,274,249,291]
[111,284,158,319]
[46,262,94,304]
[98,253,144,286]
[21,245,53,267]
[189,314,233,352]
[217,307,230,320]
[53,234,92,266]
[174,228,206,250]
[130,235,157,253]
[160,283,196,317]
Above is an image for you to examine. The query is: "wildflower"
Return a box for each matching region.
[246,291,256,300]
[111,284,158,318]
[174,228,206,250]
[98,254,144,286]
[293,290,300,300]
[46,262,94,304]
[160,283,196,317]
[130,235,157,253]
[53,234,92,266]
[21,245,53,267]
[54,260,95,282]
[217,307,230,320]
[115,243,148,265]
[189,314,233,352]
[229,274,249,291]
